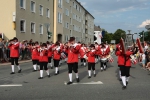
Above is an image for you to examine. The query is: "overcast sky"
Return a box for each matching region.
[78,0,150,34]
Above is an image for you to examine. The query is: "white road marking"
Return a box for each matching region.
[0,84,22,87]
[64,81,103,85]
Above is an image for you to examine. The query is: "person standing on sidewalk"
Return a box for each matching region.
[8,37,21,74]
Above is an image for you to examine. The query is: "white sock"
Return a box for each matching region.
[104,65,106,69]
[101,67,103,70]
[93,70,96,74]
[40,70,43,77]
[65,58,68,61]
[76,73,79,78]
[69,73,72,82]
[11,65,15,72]
[37,65,40,69]
[46,69,50,75]
[55,67,58,73]
[17,66,21,70]
[59,60,62,65]
[88,70,91,76]
[33,65,36,70]
[122,76,126,86]
[126,77,130,82]
[50,63,52,67]
[119,70,121,79]
[84,62,86,66]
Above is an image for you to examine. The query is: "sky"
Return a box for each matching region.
[78,0,150,34]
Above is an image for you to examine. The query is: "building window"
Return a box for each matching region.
[39,24,43,34]
[31,1,35,12]
[65,9,69,16]
[20,0,26,9]
[31,22,35,33]
[58,12,62,23]
[46,8,50,18]
[20,20,26,32]
[58,0,62,8]
[66,22,69,29]
[39,5,43,15]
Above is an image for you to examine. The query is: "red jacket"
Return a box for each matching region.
[39,49,48,62]
[32,48,39,60]
[87,50,96,63]
[79,47,86,58]
[47,45,54,57]
[116,50,125,66]
[53,46,61,60]
[125,51,133,67]
[67,43,80,63]
[95,45,101,55]
[9,42,19,58]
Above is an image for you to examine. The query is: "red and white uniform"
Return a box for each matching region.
[67,43,81,63]
[99,46,109,60]
[86,50,96,63]
[31,47,39,60]
[39,49,48,62]
[95,45,101,55]
[9,42,20,58]
[47,44,54,58]
[79,47,87,59]
[53,46,62,60]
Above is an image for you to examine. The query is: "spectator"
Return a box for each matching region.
[0,38,4,62]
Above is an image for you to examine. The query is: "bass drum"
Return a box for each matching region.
[100,58,108,63]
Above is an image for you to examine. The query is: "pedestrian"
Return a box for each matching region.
[0,38,4,62]
[8,37,21,74]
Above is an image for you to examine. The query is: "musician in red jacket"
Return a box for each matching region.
[47,41,53,69]
[95,42,100,63]
[8,37,21,74]
[38,43,50,79]
[86,44,96,78]
[66,37,80,85]
[99,43,109,71]
[31,42,39,72]
[79,43,87,66]
[53,42,62,75]
[115,43,124,81]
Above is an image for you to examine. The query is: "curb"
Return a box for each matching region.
[0,60,32,66]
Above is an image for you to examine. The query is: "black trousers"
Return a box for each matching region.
[32,60,38,65]
[88,63,95,70]
[100,61,107,68]
[39,62,48,70]
[81,58,86,62]
[68,63,78,73]
[53,59,60,67]
[120,66,130,77]
[48,57,52,63]
[11,57,19,65]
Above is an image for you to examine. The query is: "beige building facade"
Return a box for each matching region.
[0,0,94,44]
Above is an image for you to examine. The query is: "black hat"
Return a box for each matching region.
[90,44,95,48]
[69,37,75,42]
[13,37,18,41]
[42,43,47,47]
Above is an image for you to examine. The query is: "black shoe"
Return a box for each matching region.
[48,75,50,78]
[33,70,37,72]
[126,81,128,85]
[94,74,96,77]
[88,76,91,79]
[122,86,126,90]
[101,70,103,72]
[18,69,22,73]
[51,67,53,69]
[57,71,59,74]
[67,81,73,85]
[119,79,122,81]
[54,73,58,75]
[76,78,80,82]
[38,77,43,79]
[10,72,15,74]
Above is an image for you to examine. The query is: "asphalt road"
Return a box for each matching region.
[0,56,150,100]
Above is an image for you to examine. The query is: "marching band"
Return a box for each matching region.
[8,36,143,90]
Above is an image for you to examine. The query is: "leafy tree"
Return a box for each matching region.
[113,29,126,44]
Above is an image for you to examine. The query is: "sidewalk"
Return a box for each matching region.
[0,60,32,66]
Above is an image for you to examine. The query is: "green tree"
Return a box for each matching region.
[113,29,126,44]
[102,31,114,44]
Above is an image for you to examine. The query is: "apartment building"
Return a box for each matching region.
[0,0,94,43]
[0,0,53,42]
[55,0,94,43]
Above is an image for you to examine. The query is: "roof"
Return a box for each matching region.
[75,0,95,19]
[94,25,101,31]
